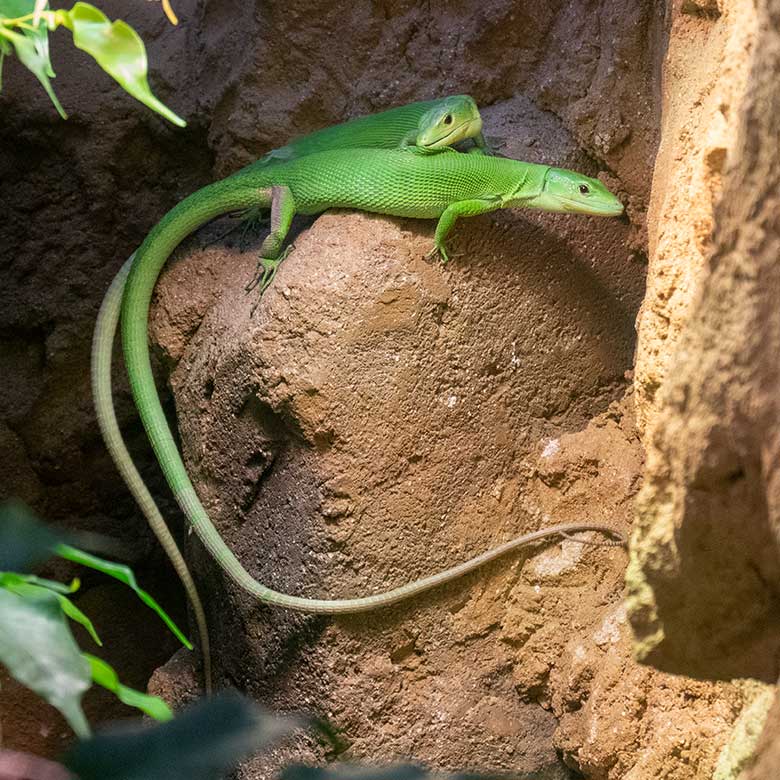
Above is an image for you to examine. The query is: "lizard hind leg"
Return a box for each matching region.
[203,205,270,249]
[245,185,297,309]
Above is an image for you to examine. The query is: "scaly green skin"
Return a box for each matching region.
[234,95,489,248]
[238,95,489,173]
[118,148,624,614]
[93,96,491,690]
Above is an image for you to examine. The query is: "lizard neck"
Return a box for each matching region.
[501,160,550,205]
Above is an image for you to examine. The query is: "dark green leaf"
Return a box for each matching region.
[83,653,172,721]
[58,2,185,126]
[0,501,64,572]
[0,587,91,737]
[56,544,192,650]
[0,0,66,118]
[65,692,305,780]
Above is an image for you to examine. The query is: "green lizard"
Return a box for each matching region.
[114,147,624,619]
[239,94,490,172]
[230,94,490,255]
[93,95,493,691]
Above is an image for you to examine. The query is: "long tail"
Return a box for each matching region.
[116,175,625,615]
[91,255,212,692]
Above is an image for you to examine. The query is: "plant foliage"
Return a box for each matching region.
[0,585,92,737]
[0,502,179,735]
[0,0,185,125]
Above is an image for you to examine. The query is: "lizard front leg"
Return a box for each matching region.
[466,131,493,156]
[427,196,502,263]
[246,185,297,306]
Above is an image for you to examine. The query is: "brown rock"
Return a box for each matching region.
[634,0,757,431]
[743,691,780,780]
[628,0,780,680]
[149,95,640,778]
[5,0,776,776]
[628,0,780,775]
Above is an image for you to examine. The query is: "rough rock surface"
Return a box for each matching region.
[743,691,780,780]
[628,0,780,687]
[3,0,777,777]
[627,0,780,775]
[146,85,743,776]
[634,0,757,432]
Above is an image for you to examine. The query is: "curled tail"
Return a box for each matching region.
[111,175,625,623]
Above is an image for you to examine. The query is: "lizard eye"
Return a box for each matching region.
[579,184,590,195]
[444,114,453,125]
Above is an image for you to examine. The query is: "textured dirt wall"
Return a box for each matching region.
[629,0,765,669]
[627,0,780,776]
[628,0,780,680]
[0,0,661,762]
[634,0,757,432]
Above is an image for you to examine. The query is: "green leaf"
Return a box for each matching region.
[0,0,55,76]
[59,2,185,127]
[0,0,66,117]
[0,573,102,646]
[58,593,102,646]
[0,0,36,18]
[83,653,172,721]
[56,544,193,650]
[0,500,65,572]
[64,692,305,780]
[0,571,80,594]
[0,587,91,738]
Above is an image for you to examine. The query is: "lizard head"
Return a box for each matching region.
[528,167,624,217]
[416,95,483,150]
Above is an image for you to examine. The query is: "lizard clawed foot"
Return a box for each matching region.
[204,207,270,248]
[237,207,271,248]
[246,245,295,314]
[426,242,451,264]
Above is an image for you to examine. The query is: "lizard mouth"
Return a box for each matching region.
[421,117,480,149]
[557,196,624,216]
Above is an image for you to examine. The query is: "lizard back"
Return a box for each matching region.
[236,148,549,218]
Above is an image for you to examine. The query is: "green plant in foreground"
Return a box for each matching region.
[0,0,185,125]
[0,501,184,737]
